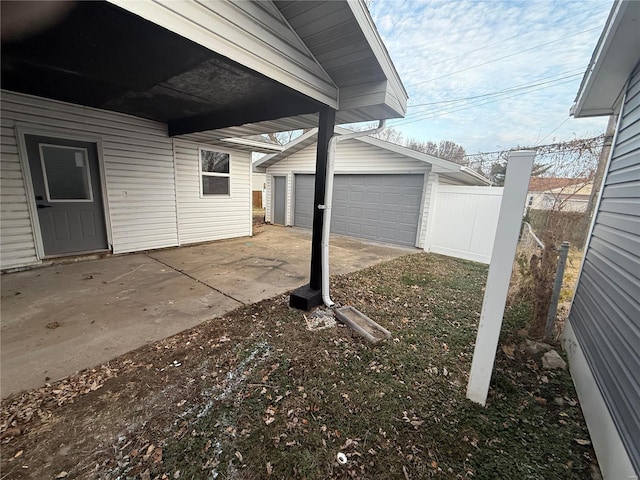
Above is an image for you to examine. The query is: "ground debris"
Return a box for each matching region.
[1,363,123,438]
[304,309,337,331]
[0,253,595,480]
[542,350,567,370]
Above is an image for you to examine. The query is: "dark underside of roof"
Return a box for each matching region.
[1,1,323,136]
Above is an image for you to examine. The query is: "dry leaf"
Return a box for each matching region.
[152,446,163,464]
[14,450,23,458]
[266,462,273,476]
[502,344,516,357]
[574,439,591,446]
[56,472,69,479]
[235,451,243,462]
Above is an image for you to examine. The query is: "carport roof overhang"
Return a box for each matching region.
[571,0,640,118]
[1,0,407,139]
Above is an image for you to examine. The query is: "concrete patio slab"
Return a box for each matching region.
[1,226,416,397]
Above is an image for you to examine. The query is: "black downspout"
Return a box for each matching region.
[289,107,336,310]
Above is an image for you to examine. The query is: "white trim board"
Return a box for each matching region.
[563,321,637,480]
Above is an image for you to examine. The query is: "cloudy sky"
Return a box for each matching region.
[367,0,613,154]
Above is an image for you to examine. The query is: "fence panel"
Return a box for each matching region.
[252,190,263,208]
[427,186,504,264]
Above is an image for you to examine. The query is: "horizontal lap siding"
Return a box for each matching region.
[568,66,640,472]
[265,139,430,243]
[174,140,251,244]
[0,91,178,262]
[0,119,38,269]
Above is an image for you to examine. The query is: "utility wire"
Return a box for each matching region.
[406,70,584,109]
[390,77,579,127]
[463,139,604,158]
[405,26,602,89]
[536,117,571,146]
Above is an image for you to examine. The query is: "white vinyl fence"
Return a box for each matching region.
[426,185,504,264]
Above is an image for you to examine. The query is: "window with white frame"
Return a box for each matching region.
[200,148,230,196]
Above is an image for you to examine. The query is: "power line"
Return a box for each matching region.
[463,139,604,158]
[405,26,602,89]
[389,77,579,127]
[536,117,571,146]
[406,70,584,109]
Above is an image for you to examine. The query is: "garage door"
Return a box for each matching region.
[294,174,423,246]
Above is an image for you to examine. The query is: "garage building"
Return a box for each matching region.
[254,128,490,248]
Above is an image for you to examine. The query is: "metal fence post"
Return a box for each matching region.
[545,241,570,340]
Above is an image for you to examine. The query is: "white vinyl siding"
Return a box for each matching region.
[0,121,39,269]
[568,65,640,474]
[0,90,178,265]
[109,0,337,108]
[264,138,431,247]
[174,140,251,245]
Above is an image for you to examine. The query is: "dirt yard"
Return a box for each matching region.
[1,253,597,479]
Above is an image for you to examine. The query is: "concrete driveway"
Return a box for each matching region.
[1,226,416,397]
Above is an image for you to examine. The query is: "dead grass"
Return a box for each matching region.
[1,253,596,479]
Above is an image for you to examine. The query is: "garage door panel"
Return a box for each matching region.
[362,225,378,237]
[334,189,349,201]
[401,212,419,223]
[333,205,348,216]
[347,224,362,236]
[402,194,421,205]
[380,227,400,238]
[363,208,379,220]
[380,211,397,222]
[350,191,364,202]
[382,193,399,203]
[294,174,422,246]
[364,192,380,202]
[348,206,363,216]
[333,220,348,232]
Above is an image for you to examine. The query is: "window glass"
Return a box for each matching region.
[41,146,92,200]
[201,150,229,174]
[200,149,230,196]
[202,175,229,195]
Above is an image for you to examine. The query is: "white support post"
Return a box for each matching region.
[466,150,535,406]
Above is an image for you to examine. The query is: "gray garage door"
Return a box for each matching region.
[294,174,423,246]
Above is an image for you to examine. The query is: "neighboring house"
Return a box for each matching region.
[254,127,490,248]
[564,1,640,479]
[0,0,407,271]
[527,177,592,212]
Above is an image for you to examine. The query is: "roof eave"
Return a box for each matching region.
[253,127,320,169]
[347,0,408,115]
[572,0,640,118]
[256,128,492,186]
